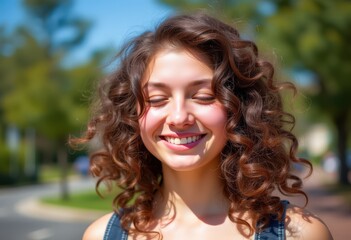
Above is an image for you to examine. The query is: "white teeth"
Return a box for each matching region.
[165,135,201,145]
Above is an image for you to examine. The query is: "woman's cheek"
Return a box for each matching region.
[139,107,166,137]
[194,103,227,127]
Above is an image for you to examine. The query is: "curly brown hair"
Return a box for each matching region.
[71,12,311,237]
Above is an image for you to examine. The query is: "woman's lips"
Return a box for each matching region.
[159,134,206,150]
[164,135,201,145]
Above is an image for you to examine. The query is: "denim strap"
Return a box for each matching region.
[255,200,289,240]
[104,213,128,240]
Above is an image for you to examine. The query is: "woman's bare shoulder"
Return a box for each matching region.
[82,212,114,240]
[285,204,333,240]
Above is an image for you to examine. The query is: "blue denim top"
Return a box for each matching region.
[104,200,289,240]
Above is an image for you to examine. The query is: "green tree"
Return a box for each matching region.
[159,0,351,184]
[0,0,104,194]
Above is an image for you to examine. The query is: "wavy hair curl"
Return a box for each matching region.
[71,12,311,237]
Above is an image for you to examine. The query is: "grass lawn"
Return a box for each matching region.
[42,188,120,211]
[39,164,124,211]
[39,164,76,183]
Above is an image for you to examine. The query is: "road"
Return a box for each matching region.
[0,177,100,240]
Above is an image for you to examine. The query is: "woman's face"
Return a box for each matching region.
[139,48,228,172]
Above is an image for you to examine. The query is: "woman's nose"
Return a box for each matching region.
[166,99,194,128]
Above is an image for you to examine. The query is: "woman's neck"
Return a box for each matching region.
[155,161,229,222]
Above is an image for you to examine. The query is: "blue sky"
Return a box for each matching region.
[0,0,174,64]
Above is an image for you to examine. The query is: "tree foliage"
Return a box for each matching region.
[159,0,351,184]
[0,0,106,187]
[1,0,98,143]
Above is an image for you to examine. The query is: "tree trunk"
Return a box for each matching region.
[335,114,349,185]
[58,146,69,200]
[25,128,37,180]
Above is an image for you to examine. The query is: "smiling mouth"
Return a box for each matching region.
[161,135,205,145]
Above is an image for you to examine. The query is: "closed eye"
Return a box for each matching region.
[146,97,168,106]
[193,94,216,104]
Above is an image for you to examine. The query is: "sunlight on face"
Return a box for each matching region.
[138,48,228,173]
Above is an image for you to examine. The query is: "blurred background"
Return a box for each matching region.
[0,0,350,239]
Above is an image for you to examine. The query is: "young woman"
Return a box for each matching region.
[74,12,333,240]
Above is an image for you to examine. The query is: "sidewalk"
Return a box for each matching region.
[13,176,108,223]
[16,197,108,222]
[286,167,351,240]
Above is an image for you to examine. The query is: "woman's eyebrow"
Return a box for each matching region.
[189,79,212,87]
[143,82,168,90]
[143,79,212,90]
